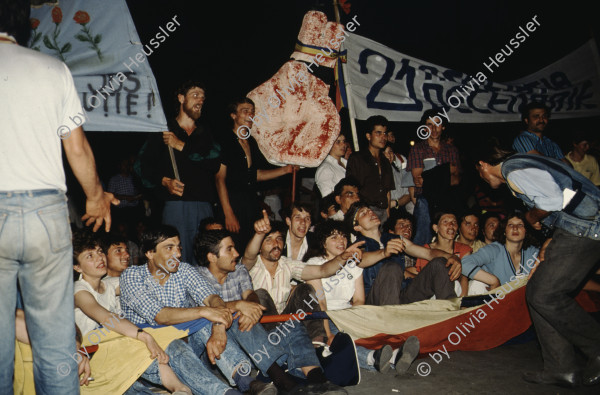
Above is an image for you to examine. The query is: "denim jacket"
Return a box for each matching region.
[501,154,600,240]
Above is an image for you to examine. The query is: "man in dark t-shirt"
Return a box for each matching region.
[215,97,294,248]
[136,80,221,265]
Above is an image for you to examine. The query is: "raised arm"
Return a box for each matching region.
[242,210,271,270]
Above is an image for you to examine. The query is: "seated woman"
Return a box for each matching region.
[461,211,540,294]
[414,211,471,297]
[72,230,192,395]
[305,221,419,375]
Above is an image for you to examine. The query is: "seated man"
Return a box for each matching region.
[195,229,345,393]
[384,211,417,276]
[344,201,462,306]
[456,210,486,253]
[330,177,360,221]
[242,211,364,342]
[283,202,313,261]
[72,231,196,395]
[120,225,270,394]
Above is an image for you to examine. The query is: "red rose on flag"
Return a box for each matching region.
[51,6,62,24]
[73,11,90,25]
[30,18,40,29]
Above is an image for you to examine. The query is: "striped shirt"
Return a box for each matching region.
[512,131,564,159]
[248,255,305,314]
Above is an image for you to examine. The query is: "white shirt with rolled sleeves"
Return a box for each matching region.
[248,255,305,314]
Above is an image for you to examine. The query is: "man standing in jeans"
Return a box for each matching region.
[0,1,116,392]
[407,109,460,245]
[137,80,222,265]
[475,144,600,388]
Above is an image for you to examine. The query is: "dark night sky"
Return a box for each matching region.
[87,0,599,182]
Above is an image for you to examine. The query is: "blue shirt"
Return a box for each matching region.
[512,131,564,159]
[120,262,217,325]
[197,263,254,302]
[461,242,539,285]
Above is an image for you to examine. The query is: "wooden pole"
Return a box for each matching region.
[291,166,297,204]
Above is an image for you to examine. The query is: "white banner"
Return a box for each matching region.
[342,33,600,122]
[29,0,168,132]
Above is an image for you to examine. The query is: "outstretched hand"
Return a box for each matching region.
[82,192,120,232]
[339,241,364,262]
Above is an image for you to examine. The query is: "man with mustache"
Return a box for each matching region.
[512,102,570,165]
[137,81,222,265]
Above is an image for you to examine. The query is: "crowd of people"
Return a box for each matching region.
[3,2,600,394]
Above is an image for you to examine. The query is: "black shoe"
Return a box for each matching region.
[248,380,278,395]
[373,344,393,373]
[394,336,420,375]
[522,370,581,388]
[583,355,600,386]
[284,381,347,394]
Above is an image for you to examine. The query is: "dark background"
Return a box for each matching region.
[80,0,599,195]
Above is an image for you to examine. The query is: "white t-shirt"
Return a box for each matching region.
[74,278,119,336]
[306,256,363,310]
[0,40,84,191]
[102,276,122,311]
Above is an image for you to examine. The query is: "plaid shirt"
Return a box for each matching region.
[197,263,253,302]
[407,140,459,195]
[107,174,139,208]
[512,131,564,160]
[120,262,217,325]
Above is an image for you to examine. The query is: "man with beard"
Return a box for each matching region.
[512,102,569,165]
[215,97,295,249]
[137,81,221,265]
[243,211,363,342]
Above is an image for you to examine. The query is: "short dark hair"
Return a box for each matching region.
[480,211,502,240]
[384,210,416,234]
[344,201,369,233]
[283,202,312,220]
[264,221,288,240]
[99,233,128,256]
[72,230,102,267]
[320,193,339,215]
[227,97,255,118]
[494,210,539,249]
[333,177,360,198]
[305,220,350,261]
[458,210,480,226]
[432,210,457,227]
[473,138,515,166]
[521,101,550,121]
[364,115,388,138]
[571,131,589,145]
[199,217,223,232]
[420,108,448,128]
[140,225,180,257]
[194,229,231,267]
[0,0,30,45]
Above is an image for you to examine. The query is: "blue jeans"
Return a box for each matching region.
[139,339,232,395]
[226,319,287,373]
[162,200,213,265]
[413,196,432,246]
[267,317,323,378]
[0,190,78,394]
[327,321,374,371]
[188,320,250,386]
